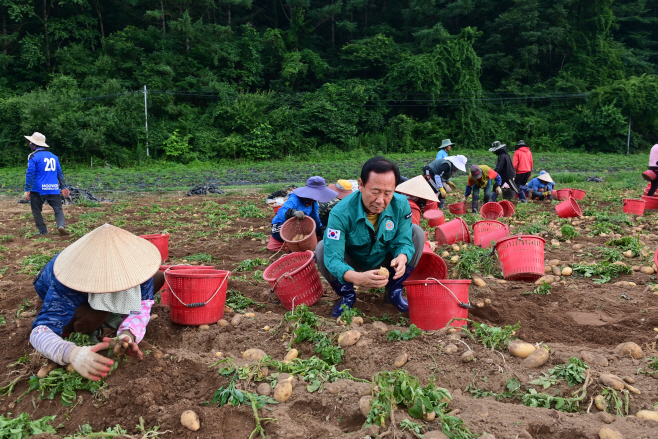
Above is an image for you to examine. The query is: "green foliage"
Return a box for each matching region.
[386,324,422,342]
[211,377,277,408]
[238,205,267,219]
[0,413,57,438]
[184,253,213,263]
[226,289,256,312]
[18,251,56,275]
[606,236,644,256]
[65,333,94,346]
[521,388,581,412]
[560,224,579,240]
[454,245,497,279]
[0,235,14,242]
[0,316,5,326]
[571,262,632,283]
[471,322,521,351]
[235,258,268,271]
[28,367,111,406]
[523,281,552,296]
[548,358,589,387]
[601,387,630,416]
[284,305,343,365]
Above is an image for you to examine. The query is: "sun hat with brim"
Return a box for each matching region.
[53,223,161,294]
[328,179,354,200]
[515,140,528,149]
[24,132,49,147]
[396,175,439,202]
[489,141,506,152]
[537,172,554,183]
[439,139,455,149]
[293,176,338,203]
[470,165,483,179]
[445,155,467,172]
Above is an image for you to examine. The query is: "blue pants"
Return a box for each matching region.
[471,180,492,203]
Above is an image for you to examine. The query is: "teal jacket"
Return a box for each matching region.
[323,191,415,283]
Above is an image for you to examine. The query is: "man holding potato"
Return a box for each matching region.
[314,156,425,318]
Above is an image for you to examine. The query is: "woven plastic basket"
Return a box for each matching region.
[263,251,324,310]
[404,279,471,330]
[473,220,506,247]
[496,235,545,282]
[622,199,645,216]
[159,264,215,306]
[435,217,470,245]
[498,200,515,217]
[139,233,170,262]
[166,269,230,325]
[480,202,504,220]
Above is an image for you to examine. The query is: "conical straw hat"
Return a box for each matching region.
[538,172,554,183]
[396,175,439,202]
[54,223,161,293]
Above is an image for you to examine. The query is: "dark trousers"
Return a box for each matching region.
[649,166,658,197]
[314,224,425,283]
[515,172,531,187]
[30,192,65,234]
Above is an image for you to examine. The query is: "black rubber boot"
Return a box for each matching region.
[383,266,413,313]
[471,200,479,214]
[438,199,445,209]
[329,280,357,318]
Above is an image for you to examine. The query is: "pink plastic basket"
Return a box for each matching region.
[423,209,445,227]
[622,199,645,216]
[435,218,471,245]
[479,226,510,249]
[556,189,571,201]
[555,197,582,218]
[480,202,504,220]
[263,251,324,310]
[448,202,466,215]
[139,233,170,262]
[498,200,515,217]
[473,220,506,247]
[159,264,215,306]
[496,235,546,282]
[641,195,658,210]
[166,269,230,325]
[571,189,586,200]
[408,246,448,281]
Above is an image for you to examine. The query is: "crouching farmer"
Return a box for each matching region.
[30,224,164,380]
[314,156,425,317]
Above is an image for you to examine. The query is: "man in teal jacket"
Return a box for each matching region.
[314,156,424,317]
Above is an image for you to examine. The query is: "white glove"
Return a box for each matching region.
[67,343,114,381]
[294,210,305,220]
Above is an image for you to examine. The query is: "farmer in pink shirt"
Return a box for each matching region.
[643,144,658,196]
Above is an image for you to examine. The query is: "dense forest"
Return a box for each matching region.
[1,0,658,166]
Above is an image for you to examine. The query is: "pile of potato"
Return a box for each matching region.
[291,233,310,241]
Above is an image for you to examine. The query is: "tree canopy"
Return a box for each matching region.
[0,0,657,166]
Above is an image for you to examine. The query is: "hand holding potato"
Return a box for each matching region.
[350,270,388,289]
[103,331,143,360]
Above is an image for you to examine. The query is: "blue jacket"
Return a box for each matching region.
[32,254,155,336]
[271,193,322,239]
[526,173,554,192]
[25,150,66,195]
[435,149,448,160]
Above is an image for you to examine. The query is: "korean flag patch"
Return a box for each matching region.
[327,229,341,240]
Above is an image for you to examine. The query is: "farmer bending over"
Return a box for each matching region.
[462,165,502,213]
[489,141,526,203]
[30,224,165,380]
[396,176,439,225]
[268,177,338,252]
[643,143,658,196]
[422,155,468,209]
[525,171,554,200]
[319,180,356,227]
[315,156,424,317]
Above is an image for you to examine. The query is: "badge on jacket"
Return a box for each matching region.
[385,220,394,231]
[327,229,341,240]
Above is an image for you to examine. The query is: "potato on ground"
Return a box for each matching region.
[614,342,643,359]
[181,410,200,431]
[636,410,658,422]
[273,376,294,402]
[338,330,361,347]
[522,346,549,368]
[600,374,625,391]
[508,341,537,359]
[243,348,267,361]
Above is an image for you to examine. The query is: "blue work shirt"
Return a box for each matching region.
[25,150,65,195]
[435,149,448,160]
[32,254,155,336]
[271,193,322,240]
[526,176,554,192]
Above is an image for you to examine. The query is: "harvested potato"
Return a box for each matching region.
[37,362,59,378]
[473,277,486,287]
[444,343,458,354]
[625,383,641,395]
[614,342,643,359]
[352,316,364,326]
[257,383,272,396]
[230,315,242,326]
[599,426,624,439]
[522,346,549,368]
[461,350,476,362]
[359,395,372,417]
[548,259,560,266]
[544,265,552,273]
[242,348,267,361]
[450,255,459,263]
[640,266,655,274]
[484,298,491,305]
[508,341,537,359]
[181,410,200,431]
[284,349,299,363]
[594,395,606,411]
[452,244,461,252]
[378,266,390,277]
[198,324,210,331]
[393,353,408,368]
[263,326,270,331]
[273,376,293,402]
[217,319,229,327]
[600,374,625,391]
[423,411,436,422]
[475,301,485,308]
[66,364,76,373]
[338,330,361,347]
[623,250,633,258]
[562,267,573,276]
[636,410,658,422]
[244,312,256,318]
[441,251,450,257]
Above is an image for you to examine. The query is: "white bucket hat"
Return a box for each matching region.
[396,176,439,202]
[445,155,468,172]
[54,223,161,294]
[24,132,49,147]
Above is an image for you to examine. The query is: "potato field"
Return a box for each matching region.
[0,185,658,439]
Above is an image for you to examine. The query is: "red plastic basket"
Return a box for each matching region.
[555,197,582,218]
[641,195,658,210]
[408,246,448,281]
[158,264,215,306]
[479,226,510,249]
[498,200,515,217]
[166,269,230,325]
[423,209,445,227]
[480,202,504,220]
[448,202,466,215]
[404,279,471,330]
[280,216,317,252]
[571,189,586,200]
[272,205,282,214]
[263,251,324,311]
[472,221,506,247]
[556,188,571,201]
[496,235,546,282]
[623,199,645,216]
[435,218,471,245]
[139,233,170,262]
[644,183,651,195]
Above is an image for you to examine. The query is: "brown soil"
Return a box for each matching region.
[1,193,658,438]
